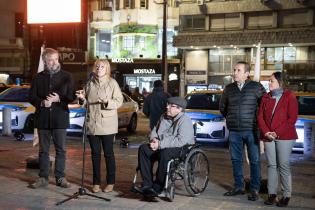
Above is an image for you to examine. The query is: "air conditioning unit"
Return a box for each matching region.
[197,0,204,5]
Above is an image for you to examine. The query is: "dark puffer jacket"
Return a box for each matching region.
[219,80,265,131]
[29,69,76,129]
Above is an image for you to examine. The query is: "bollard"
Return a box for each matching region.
[2,108,12,136]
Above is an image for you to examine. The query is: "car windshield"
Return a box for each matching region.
[186,93,221,110]
[0,88,30,102]
[297,96,315,115]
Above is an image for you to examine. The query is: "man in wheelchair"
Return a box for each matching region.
[132,96,195,197]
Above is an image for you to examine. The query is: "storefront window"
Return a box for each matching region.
[123,36,134,51]
[284,47,296,62]
[95,31,112,58]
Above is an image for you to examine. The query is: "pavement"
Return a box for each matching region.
[0,130,314,210]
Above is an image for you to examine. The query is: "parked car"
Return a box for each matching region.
[185,89,315,151]
[185,90,229,146]
[0,86,139,134]
[293,92,315,152]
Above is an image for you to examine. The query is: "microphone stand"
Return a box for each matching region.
[56,101,110,205]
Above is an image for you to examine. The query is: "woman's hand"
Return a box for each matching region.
[265,132,276,141]
[75,90,85,99]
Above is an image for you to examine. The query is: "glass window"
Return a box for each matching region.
[284,47,296,62]
[245,11,273,29]
[124,0,135,8]
[279,9,310,27]
[98,32,111,53]
[140,0,148,9]
[0,88,29,102]
[297,96,315,115]
[100,0,113,10]
[210,13,240,31]
[123,36,134,51]
[180,15,205,31]
[186,93,221,110]
[115,0,119,10]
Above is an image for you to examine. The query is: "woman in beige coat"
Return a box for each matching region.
[76,59,123,193]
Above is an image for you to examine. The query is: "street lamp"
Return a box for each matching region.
[162,0,168,92]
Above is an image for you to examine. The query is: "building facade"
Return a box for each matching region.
[89,0,180,95]
[174,0,315,93]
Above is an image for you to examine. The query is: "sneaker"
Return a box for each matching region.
[30,177,48,189]
[56,177,71,188]
[92,185,100,193]
[104,184,114,193]
[264,194,278,205]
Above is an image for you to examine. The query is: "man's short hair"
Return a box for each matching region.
[42,48,59,60]
[153,80,163,88]
[236,61,250,73]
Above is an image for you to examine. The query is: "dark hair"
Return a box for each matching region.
[153,80,163,88]
[236,61,250,73]
[272,71,286,88]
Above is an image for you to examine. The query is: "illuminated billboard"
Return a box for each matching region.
[27,0,81,24]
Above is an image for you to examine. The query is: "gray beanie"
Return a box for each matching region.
[167,97,187,109]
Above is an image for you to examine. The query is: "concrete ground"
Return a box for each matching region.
[0,115,314,210]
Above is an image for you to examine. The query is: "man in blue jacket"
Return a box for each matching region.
[29,48,76,189]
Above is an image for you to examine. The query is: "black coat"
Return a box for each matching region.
[29,69,76,129]
[219,80,266,131]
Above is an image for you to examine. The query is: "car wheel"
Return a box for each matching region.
[23,114,34,133]
[127,114,137,133]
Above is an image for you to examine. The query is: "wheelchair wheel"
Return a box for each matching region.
[183,148,209,196]
[166,161,176,201]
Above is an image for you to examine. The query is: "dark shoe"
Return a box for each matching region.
[223,188,245,196]
[277,197,290,207]
[130,185,144,194]
[30,177,48,189]
[248,190,259,201]
[264,194,278,205]
[56,177,71,188]
[143,187,158,197]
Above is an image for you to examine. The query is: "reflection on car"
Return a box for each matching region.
[185,90,229,145]
[0,86,139,134]
[293,92,315,152]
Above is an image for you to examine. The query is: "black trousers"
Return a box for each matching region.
[38,129,67,180]
[138,144,182,191]
[88,134,115,185]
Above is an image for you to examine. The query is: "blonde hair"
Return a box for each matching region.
[42,48,59,61]
[93,59,111,77]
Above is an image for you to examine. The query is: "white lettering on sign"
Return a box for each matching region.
[61,53,75,61]
[112,58,134,63]
[134,69,156,74]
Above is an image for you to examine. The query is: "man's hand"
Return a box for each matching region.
[47,92,60,103]
[150,138,159,151]
[42,99,52,107]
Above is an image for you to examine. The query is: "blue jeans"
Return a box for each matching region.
[229,131,261,192]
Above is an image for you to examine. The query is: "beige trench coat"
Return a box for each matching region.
[84,76,123,135]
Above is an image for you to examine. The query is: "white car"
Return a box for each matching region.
[185,90,229,146]
[68,93,139,133]
[0,86,139,134]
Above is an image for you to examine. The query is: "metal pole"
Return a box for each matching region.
[2,108,12,136]
[162,0,168,92]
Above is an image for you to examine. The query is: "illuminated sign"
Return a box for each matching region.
[112,58,134,63]
[27,0,81,24]
[59,51,87,63]
[134,69,156,74]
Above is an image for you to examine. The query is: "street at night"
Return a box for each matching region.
[0,113,314,210]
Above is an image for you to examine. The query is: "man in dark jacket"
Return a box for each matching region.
[29,48,76,189]
[143,80,169,130]
[219,61,265,201]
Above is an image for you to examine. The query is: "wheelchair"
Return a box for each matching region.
[131,144,210,201]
